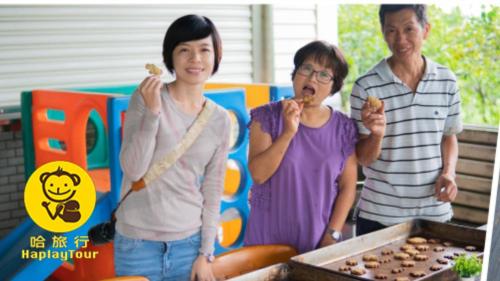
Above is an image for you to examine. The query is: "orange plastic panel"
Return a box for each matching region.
[219,218,243,248]
[88,168,111,193]
[31,89,109,170]
[224,162,241,197]
[212,244,298,279]
[204,83,270,109]
[51,243,115,281]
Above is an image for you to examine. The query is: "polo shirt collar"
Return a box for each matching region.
[375,56,438,83]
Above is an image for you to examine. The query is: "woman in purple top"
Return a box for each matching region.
[243,41,358,254]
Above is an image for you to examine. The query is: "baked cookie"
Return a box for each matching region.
[394,252,411,260]
[145,63,162,75]
[407,237,427,244]
[391,267,405,274]
[428,238,441,244]
[394,277,410,281]
[400,244,415,251]
[380,256,392,264]
[401,260,416,267]
[416,245,429,251]
[367,96,382,110]
[437,257,449,264]
[346,259,358,266]
[365,261,381,269]
[339,265,350,272]
[302,95,314,105]
[414,254,429,261]
[465,245,477,251]
[444,255,454,260]
[410,271,426,277]
[375,273,388,280]
[351,267,366,276]
[405,249,420,256]
[434,246,445,252]
[381,248,394,255]
[430,264,443,271]
[362,254,379,262]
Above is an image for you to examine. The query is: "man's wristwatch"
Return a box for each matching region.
[199,252,215,263]
[327,227,343,241]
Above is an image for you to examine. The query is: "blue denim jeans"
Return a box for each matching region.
[114,231,201,281]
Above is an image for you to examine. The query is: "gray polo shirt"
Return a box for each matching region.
[350,57,463,226]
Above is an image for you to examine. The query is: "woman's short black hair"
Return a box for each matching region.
[291,40,348,95]
[162,14,222,74]
[379,5,428,28]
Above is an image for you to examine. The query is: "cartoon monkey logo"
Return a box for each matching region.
[25,161,96,232]
[40,167,81,223]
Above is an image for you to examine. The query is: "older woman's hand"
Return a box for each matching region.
[281,99,303,137]
[319,232,338,248]
[361,100,386,138]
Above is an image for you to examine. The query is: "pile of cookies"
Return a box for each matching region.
[334,236,481,280]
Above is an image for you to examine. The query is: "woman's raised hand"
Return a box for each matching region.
[138,75,163,114]
[281,99,304,137]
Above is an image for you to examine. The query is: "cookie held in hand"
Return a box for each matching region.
[303,95,314,105]
[145,63,163,75]
[367,96,382,110]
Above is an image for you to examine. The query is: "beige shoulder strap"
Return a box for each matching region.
[130,99,216,191]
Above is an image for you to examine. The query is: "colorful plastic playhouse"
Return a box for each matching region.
[0,83,293,281]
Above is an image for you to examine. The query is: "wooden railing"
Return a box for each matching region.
[453,125,498,224]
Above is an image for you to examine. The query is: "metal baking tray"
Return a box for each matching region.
[227,263,290,281]
[287,219,485,281]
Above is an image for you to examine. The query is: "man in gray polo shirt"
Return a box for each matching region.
[350,4,462,236]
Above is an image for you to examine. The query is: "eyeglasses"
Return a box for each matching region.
[296,64,334,84]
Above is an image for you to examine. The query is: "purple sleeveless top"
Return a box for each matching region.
[243,101,358,253]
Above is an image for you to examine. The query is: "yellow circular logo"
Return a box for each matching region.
[24,161,96,233]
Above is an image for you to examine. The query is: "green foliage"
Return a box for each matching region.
[338,4,499,126]
[452,254,482,277]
